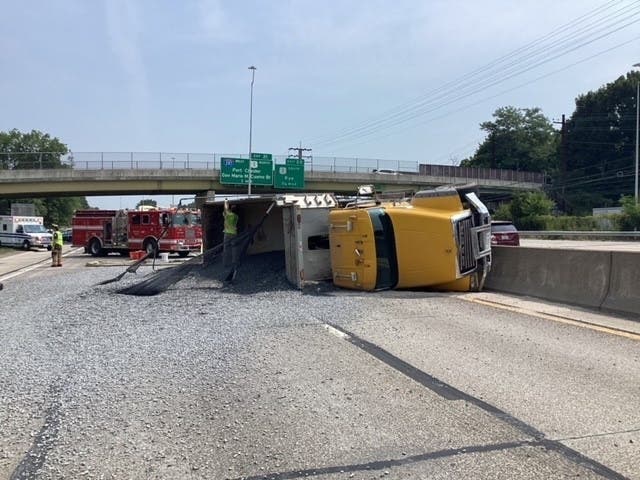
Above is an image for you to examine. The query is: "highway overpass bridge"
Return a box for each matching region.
[0,153,544,201]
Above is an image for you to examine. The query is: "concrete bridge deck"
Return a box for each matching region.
[0,168,542,198]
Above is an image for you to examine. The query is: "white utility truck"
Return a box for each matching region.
[0,216,52,250]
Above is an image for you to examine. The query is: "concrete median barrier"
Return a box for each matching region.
[600,251,640,315]
[485,247,612,311]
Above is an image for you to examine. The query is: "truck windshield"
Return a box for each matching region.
[172,213,201,226]
[23,224,49,233]
[368,208,398,290]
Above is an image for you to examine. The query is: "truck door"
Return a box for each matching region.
[104,221,113,243]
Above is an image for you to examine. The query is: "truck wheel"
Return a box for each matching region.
[143,239,158,258]
[22,240,31,250]
[89,238,103,257]
[178,251,189,258]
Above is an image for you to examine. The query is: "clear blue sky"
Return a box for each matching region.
[2,1,639,209]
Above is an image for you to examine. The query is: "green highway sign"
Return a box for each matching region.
[248,157,273,185]
[220,157,273,186]
[274,164,305,189]
[285,157,305,166]
[220,157,247,185]
[250,152,272,161]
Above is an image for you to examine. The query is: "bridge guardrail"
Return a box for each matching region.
[0,151,544,185]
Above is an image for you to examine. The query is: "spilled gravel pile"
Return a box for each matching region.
[0,252,376,478]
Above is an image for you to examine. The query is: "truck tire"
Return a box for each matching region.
[89,238,103,257]
[178,251,189,258]
[22,240,31,250]
[143,238,158,258]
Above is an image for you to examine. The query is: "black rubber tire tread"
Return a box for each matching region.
[89,238,103,257]
[143,238,159,258]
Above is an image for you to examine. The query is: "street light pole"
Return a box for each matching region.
[634,63,640,204]
[248,65,256,196]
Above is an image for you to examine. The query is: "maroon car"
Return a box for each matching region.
[491,221,520,246]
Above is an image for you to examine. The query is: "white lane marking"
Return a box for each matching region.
[0,262,48,282]
[0,247,84,282]
[323,323,351,340]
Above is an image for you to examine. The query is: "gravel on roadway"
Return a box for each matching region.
[1,251,636,479]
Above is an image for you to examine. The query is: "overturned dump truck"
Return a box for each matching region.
[329,186,492,292]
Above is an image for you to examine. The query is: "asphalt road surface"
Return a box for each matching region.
[0,249,638,479]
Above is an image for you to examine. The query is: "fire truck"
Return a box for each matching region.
[72,208,202,257]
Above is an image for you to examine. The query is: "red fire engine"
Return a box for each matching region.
[72,208,202,257]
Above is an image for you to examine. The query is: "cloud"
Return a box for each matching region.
[273,0,423,52]
[190,0,248,43]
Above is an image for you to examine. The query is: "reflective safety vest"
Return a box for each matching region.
[53,230,63,247]
[223,211,238,235]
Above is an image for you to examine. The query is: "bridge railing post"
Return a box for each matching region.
[101,152,104,170]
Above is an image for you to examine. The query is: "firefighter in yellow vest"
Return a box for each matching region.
[223,200,239,268]
[51,224,63,267]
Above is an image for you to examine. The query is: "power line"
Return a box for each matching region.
[288,146,312,160]
[316,32,640,156]
[313,15,640,150]
[303,1,640,152]
[304,0,630,146]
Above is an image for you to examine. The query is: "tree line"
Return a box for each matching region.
[0,129,88,226]
[461,69,640,228]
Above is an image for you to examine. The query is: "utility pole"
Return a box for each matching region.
[490,131,496,169]
[553,114,568,212]
[288,145,312,161]
[553,114,567,177]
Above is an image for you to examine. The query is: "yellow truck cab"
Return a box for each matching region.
[329,186,491,292]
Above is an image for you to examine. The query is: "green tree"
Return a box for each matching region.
[497,191,555,230]
[0,129,69,169]
[461,106,559,173]
[510,191,555,218]
[0,129,88,225]
[618,195,640,231]
[136,199,158,209]
[556,70,640,213]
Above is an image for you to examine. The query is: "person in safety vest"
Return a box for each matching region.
[223,200,239,269]
[51,224,63,267]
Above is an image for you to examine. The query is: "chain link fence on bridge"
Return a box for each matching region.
[0,151,545,185]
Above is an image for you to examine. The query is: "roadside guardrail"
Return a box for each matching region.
[486,247,640,317]
[519,231,640,240]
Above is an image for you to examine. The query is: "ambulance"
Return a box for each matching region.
[0,216,53,250]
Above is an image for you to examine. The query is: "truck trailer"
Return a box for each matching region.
[72,208,203,257]
[329,186,492,292]
[0,215,52,250]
